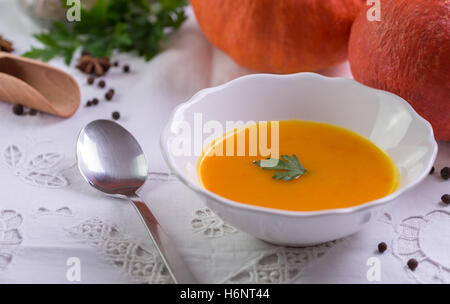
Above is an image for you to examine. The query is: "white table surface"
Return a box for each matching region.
[0,1,449,284]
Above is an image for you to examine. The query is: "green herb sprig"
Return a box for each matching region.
[23,0,188,65]
[254,155,307,181]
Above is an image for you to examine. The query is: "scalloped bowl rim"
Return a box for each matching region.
[160,72,438,218]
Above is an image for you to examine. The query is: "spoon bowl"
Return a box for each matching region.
[77,119,147,197]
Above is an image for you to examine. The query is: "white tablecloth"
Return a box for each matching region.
[0,1,449,284]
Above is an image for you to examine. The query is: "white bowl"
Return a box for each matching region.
[160,72,437,246]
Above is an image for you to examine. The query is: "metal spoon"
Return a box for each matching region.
[76,119,197,284]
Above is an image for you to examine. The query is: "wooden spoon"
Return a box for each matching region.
[0,52,80,117]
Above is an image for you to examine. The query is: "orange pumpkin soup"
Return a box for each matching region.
[197,120,399,212]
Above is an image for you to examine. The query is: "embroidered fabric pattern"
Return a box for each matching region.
[3,145,68,188]
[33,206,74,217]
[223,242,337,283]
[191,208,237,238]
[66,217,173,284]
[0,210,23,270]
[392,210,450,283]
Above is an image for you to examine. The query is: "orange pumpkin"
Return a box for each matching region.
[191,0,364,73]
[349,0,450,141]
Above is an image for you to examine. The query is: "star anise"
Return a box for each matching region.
[0,35,14,53]
[76,54,111,76]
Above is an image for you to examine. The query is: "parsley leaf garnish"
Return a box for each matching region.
[23,0,188,64]
[254,155,307,181]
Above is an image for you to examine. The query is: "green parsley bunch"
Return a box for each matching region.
[24,0,188,64]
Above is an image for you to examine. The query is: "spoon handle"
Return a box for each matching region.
[130,196,198,284]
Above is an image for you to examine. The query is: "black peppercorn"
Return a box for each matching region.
[377,242,387,254]
[112,111,120,120]
[87,76,95,85]
[86,101,92,107]
[105,89,115,101]
[441,167,450,180]
[13,104,24,115]
[29,109,38,116]
[92,98,99,105]
[123,65,130,73]
[113,61,119,67]
[98,80,106,88]
[442,194,450,205]
[407,258,418,271]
